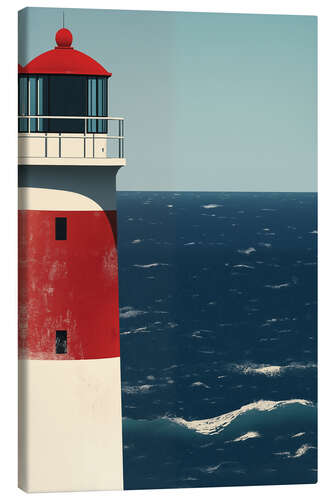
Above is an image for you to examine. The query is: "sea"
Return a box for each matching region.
[117,192,317,490]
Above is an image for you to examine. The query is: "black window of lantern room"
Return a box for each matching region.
[18,75,108,134]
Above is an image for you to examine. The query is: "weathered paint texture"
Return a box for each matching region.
[18,209,120,360]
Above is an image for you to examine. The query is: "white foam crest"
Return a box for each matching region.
[233,264,255,269]
[292,432,306,438]
[265,283,290,289]
[120,326,148,335]
[274,443,315,459]
[119,306,146,319]
[134,263,169,269]
[204,463,222,473]
[202,204,221,209]
[247,365,281,376]
[172,399,313,435]
[232,431,261,442]
[238,247,256,255]
[293,444,315,458]
[131,239,142,244]
[232,362,316,377]
[191,381,210,389]
[122,384,154,394]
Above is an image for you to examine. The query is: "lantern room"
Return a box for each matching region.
[18,28,125,163]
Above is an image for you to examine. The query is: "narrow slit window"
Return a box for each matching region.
[55,217,67,240]
[56,330,67,354]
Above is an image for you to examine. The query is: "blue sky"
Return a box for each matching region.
[19,8,317,191]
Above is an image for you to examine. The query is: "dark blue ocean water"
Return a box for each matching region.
[117,192,317,490]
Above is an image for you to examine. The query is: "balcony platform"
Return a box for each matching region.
[18,156,126,167]
[18,115,125,167]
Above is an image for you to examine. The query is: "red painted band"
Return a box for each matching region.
[18,210,120,360]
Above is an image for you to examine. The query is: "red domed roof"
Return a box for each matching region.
[18,64,24,73]
[21,28,112,77]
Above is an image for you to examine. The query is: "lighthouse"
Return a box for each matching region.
[18,28,125,492]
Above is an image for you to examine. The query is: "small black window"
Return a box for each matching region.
[55,217,67,240]
[56,331,67,354]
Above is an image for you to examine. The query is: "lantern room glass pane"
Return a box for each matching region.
[29,77,37,132]
[38,76,47,132]
[18,77,28,132]
[88,77,107,133]
[98,79,103,132]
[48,76,87,133]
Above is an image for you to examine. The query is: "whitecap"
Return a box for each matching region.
[275,444,315,459]
[232,431,261,442]
[294,444,315,458]
[121,326,149,335]
[233,264,255,269]
[292,432,306,438]
[202,204,221,209]
[133,263,169,269]
[232,362,316,377]
[265,283,290,289]
[204,463,222,473]
[119,306,146,319]
[122,384,154,394]
[171,399,313,435]
[259,242,272,248]
[238,247,256,255]
[131,239,142,244]
[191,381,210,388]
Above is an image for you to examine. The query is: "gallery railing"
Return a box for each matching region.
[18,115,125,159]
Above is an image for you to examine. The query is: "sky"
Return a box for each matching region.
[18,8,317,192]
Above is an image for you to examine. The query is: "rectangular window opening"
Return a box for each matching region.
[56,330,67,354]
[55,217,67,240]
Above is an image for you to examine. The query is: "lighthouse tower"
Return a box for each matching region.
[18,28,125,492]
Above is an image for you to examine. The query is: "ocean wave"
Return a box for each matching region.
[233,264,255,270]
[232,431,261,442]
[119,306,147,319]
[292,432,306,438]
[259,242,272,248]
[202,204,221,209]
[171,399,313,435]
[131,239,142,244]
[274,444,315,459]
[122,384,154,394]
[121,326,149,335]
[191,381,210,389]
[231,362,316,377]
[238,247,256,255]
[265,283,290,289]
[133,263,169,269]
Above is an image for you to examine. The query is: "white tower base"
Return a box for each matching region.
[18,358,123,492]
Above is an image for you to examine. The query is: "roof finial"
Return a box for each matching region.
[55,28,73,48]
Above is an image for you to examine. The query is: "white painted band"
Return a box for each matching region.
[18,187,109,211]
